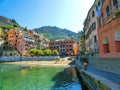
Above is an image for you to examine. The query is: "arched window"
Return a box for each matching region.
[114,30,120,52]
[103,37,110,53]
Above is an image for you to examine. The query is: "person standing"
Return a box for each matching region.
[83,58,88,70]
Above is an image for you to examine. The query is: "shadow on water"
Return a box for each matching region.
[51,66,80,90]
[51,66,88,90]
[76,68,89,90]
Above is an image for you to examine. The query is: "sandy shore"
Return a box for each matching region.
[4,60,73,67]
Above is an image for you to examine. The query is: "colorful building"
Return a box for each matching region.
[98,0,120,58]
[8,29,49,54]
[27,30,41,49]
[8,29,19,47]
[49,39,74,56]
[84,0,99,56]
[16,35,34,54]
[8,29,35,54]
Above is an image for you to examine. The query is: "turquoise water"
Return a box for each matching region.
[0,64,81,90]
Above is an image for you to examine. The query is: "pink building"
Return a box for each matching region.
[49,39,74,56]
[16,35,34,54]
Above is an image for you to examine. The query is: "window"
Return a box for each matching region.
[92,23,94,30]
[60,45,62,48]
[94,22,96,30]
[66,45,68,47]
[106,6,110,17]
[92,22,96,30]
[103,37,110,53]
[99,18,101,27]
[102,13,104,25]
[114,30,120,52]
[25,48,27,50]
[113,0,118,10]
[92,11,94,17]
[94,35,97,43]
[98,1,100,6]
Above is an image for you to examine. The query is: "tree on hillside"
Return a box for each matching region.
[81,32,86,55]
[11,19,20,27]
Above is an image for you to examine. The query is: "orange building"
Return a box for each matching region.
[98,0,120,58]
[8,29,19,47]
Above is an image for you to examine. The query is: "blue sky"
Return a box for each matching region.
[0,0,94,33]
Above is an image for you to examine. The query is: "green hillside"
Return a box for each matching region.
[34,26,82,41]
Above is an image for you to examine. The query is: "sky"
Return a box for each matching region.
[0,0,94,33]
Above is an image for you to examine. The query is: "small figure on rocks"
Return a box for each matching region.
[83,58,88,70]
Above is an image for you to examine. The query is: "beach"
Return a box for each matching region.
[3,60,74,67]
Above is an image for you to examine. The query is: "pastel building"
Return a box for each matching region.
[8,29,35,54]
[8,29,49,54]
[49,39,74,56]
[84,0,99,56]
[27,30,40,49]
[16,35,34,54]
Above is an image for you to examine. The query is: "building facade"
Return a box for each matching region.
[49,40,74,56]
[8,29,19,47]
[8,29,35,54]
[84,0,99,56]
[27,30,41,49]
[98,0,120,58]
[8,29,49,54]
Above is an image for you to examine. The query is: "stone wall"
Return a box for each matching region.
[0,56,60,62]
[76,67,119,90]
[87,53,120,74]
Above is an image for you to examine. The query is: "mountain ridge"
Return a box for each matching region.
[0,15,20,29]
[34,26,82,41]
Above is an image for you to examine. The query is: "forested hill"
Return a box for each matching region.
[34,26,82,41]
